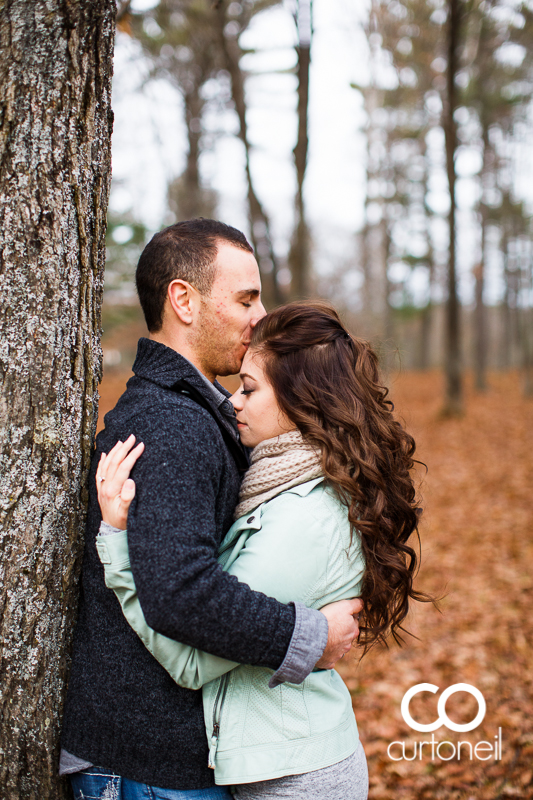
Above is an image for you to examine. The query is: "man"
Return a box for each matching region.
[61,219,362,797]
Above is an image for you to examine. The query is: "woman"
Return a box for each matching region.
[95,302,424,799]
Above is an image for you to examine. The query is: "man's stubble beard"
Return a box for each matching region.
[190,299,242,378]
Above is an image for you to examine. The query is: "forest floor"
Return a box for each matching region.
[98,366,533,800]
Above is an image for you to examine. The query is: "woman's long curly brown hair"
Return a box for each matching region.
[250,301,430,652]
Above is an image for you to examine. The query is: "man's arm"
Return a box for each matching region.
[101,406,360,680]
[124,403,313,670]
[96,504,361,690]
[97,529,237,690]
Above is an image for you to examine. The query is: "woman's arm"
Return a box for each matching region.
[97,486,363,690]
[97,530,239,690]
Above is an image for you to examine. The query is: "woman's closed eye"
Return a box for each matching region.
[241,388,254,395]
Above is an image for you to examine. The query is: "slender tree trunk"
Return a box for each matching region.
[419,140,435,371]
[182,88,206,219]
[442,0,463,414]
[360,222,373,331]
[168,85,216,222]
[500,229,514,368]
[473,218,488,390]
[474,122,492,391]
[418,234,435,371]
[523,306,533,397]
[380,215,395,373]
[419,252,435,370]
[214,2,282,307]
[0,2,115,796]
[288,0,312,299]
[520,241,533,396]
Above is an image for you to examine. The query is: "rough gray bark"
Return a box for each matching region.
[0,2,115,797]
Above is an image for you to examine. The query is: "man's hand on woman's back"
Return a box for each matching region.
[316,598,363,669]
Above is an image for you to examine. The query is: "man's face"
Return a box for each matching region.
[191,242,266,379]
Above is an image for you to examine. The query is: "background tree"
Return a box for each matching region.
[0,1,115,796]
[359,0,533,396]
[123,0,284,306]
[442,0,463,414]
[128,0,222,219]
[212,0,284,305]
[288,0,313,299]
[460,0,533,390]
[358,0,443,367]
[108,0,533,383]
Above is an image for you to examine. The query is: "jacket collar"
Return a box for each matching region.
[221,477,325,552]
[132,337,242,445]
[133,337,208,391]
[282,476,324,497]
[133,338,231,404]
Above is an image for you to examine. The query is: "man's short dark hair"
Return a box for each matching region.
[135,219,254,332]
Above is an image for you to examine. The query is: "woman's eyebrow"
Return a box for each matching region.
[239,372,256,381]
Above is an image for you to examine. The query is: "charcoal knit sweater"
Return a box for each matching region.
[61,338,297,789]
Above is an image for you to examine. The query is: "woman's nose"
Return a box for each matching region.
[230,391,242,411]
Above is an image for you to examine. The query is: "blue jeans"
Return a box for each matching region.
[70,766,233,800]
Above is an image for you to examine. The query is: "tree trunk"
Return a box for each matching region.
[474,122,491,391]
[442,0,463,415]
[523,307,533,397]
[167,87,217,221]
[473,244,488,390]
[182,87,206,219]
[288,0,312,299]
[0,2,115,796]
[500,228,514,368]
[520,246,533,396]
[213,2,282,308]
[419,140,436,371]
[381,216,395,373]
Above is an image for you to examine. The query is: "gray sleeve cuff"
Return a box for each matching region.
[268,602,328,688]
[99,521,124,536]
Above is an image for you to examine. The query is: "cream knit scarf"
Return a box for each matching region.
[234,429,323,520]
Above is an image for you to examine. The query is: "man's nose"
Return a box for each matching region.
[250,301,267,328]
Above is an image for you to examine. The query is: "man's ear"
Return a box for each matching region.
[167,279,200,325]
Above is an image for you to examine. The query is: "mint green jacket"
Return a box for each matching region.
[96,478,365,785]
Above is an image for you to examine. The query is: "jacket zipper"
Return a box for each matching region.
[208,673,230,769]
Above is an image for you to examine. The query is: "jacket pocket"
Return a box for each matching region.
[241,670,311,745]
[280,680,311,740]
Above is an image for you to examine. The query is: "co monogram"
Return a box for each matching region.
[401,683,486,733]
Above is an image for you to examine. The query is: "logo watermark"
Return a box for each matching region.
[388,683,502,762]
